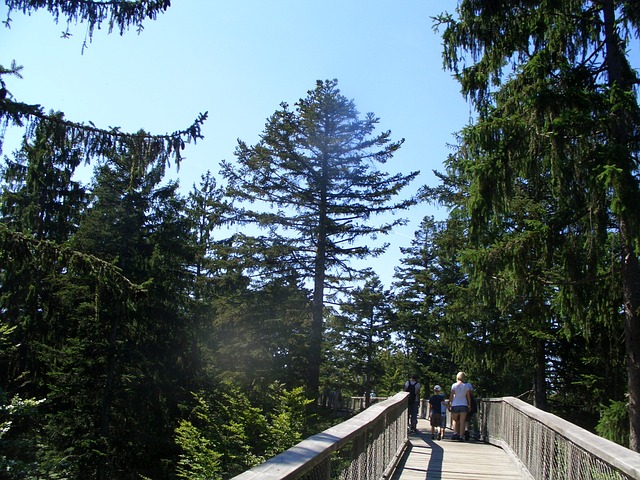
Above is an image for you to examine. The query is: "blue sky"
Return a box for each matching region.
[1,1,470,286]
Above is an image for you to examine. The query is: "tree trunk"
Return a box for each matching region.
[309,165,329,398]
[534,338,547,410]
[97,290,119,480]
[621,219,640,451]
[309,274,324,398]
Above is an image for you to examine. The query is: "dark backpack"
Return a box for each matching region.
[405,381,417,404]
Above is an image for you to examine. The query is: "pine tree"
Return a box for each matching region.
[435,0,640,448]
[325,274,392,408]
[183,172,230,378]
[221,79,418,396]
[0,114,87,388]
[0,117,89,475]
[212,276,312,390]
[392,216,461,390]
[1,0,207,302]
[65,137,196,478]
[1,4,210,471]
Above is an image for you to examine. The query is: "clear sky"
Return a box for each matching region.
[1,1,470,286]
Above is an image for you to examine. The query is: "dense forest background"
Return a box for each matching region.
[1,1,639,479]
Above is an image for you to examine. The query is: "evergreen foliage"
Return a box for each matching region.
[0,63,207,171]
[430,0,639,447]
[221,79,419,395]
[324,274,393,406]
[0,393,45,478]
[211,275,311,390]
[596,399,630,447]
[4,0,172,36]
[175,383,312,479]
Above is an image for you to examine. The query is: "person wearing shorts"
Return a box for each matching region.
[427,385,445,440]
[448,371,473,441]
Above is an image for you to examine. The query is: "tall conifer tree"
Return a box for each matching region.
[326,274,392,407]
[436,0,640,449]
[221,79,418,395]
[69,137,194,478]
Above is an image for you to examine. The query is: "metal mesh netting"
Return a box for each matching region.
[299,404,407,480]
[476,399,634,480]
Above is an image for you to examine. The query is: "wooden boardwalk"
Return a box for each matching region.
[391,418,525,479]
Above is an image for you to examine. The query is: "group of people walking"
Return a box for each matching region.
[404,371,474,441]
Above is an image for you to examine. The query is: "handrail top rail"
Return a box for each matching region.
[231,391,408,480]
[485,396,640,477]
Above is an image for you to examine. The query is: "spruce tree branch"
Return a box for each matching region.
[4,0,172,36]
[0,95,208,167]
[0,223,144,295]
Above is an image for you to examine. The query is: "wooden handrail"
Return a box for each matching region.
[232,391,409,480]
[477,396,640,479]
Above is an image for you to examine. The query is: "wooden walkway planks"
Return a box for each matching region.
[391,418,525,479]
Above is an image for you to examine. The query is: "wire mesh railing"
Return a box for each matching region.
[231,392,408,480]
[342,396,388,413]
[474,396,640,480]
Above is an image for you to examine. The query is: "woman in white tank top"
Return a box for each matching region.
[448,371,472,441]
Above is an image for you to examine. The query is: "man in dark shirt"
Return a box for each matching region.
[405,375,421,433]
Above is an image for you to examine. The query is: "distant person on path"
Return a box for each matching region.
[464,381,475,440]
[441,395,449,437]
[448,371,473,441]
[405,375,421,433]
[427,385,445,440]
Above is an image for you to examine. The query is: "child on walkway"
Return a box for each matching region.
[427,385,445,440]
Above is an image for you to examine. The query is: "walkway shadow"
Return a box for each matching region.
[424,435,444,479]
[390,429,445,480]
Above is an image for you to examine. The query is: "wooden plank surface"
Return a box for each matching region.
[391,418,525,480]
